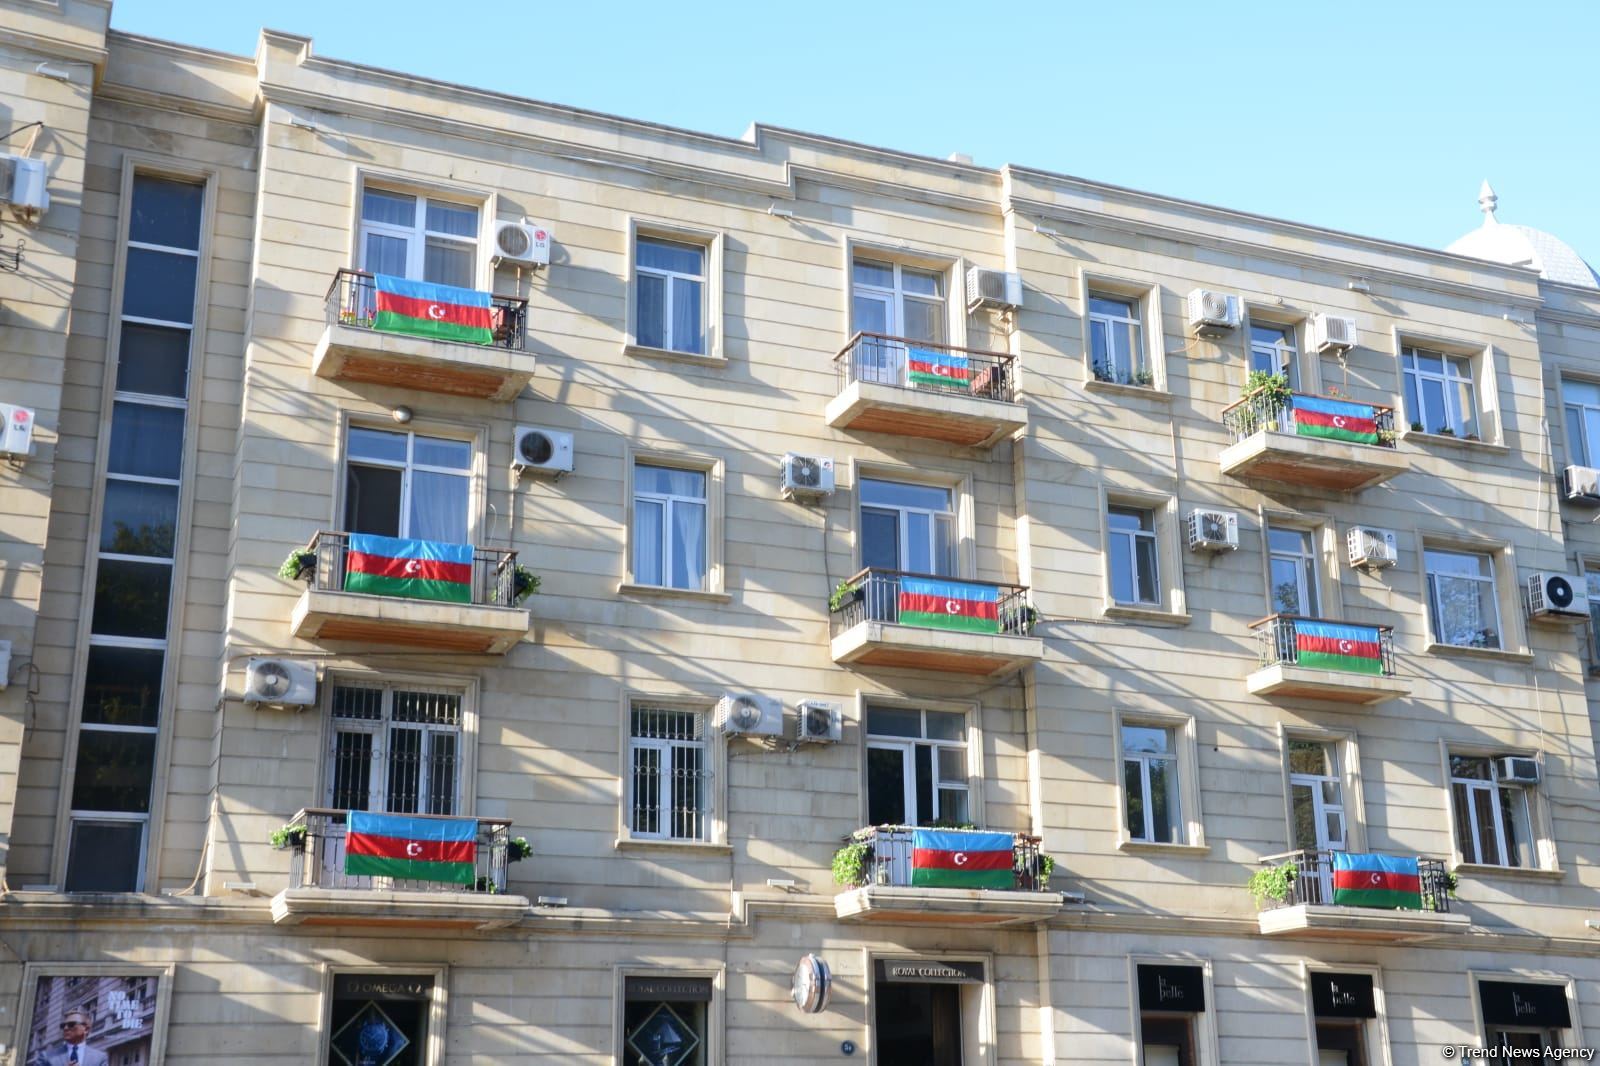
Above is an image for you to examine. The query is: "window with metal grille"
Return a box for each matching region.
[628,704,710,841]
[325,681,463,816]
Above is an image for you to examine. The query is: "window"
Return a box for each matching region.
[1309,972,1379,1066]
[1425,548,1501,649]
[1450,755,1534,868]
[1107,506,1160,606]
[358,187,478,289]
[325,681,463,816]
[1402,346,1478,437]
[633,463,708,591]
[851,258,946,344]
[1563,379,1600,467]
[344,426,472,545]
[1587,570,1600,661]
[67,173,206,893]
[860,477,956,577]
[1476,979,1573,1052]
[328,972,438,1066]
[623,975,712,1066]
[1249,322,1299,389]
[1123,725,1182,844]
[1088,293,1147,386]
[635,236,705,354]
[865,706,970,827]
[628,703,710,841]
[1287,740,1345,853]
[1136,964,1208,1066]
[1267,526,1320,617]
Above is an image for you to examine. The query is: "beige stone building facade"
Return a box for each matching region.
[1,1,1599,1063]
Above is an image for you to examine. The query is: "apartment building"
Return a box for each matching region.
[1,2,1598,1063]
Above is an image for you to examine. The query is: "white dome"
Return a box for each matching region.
[1446,181,1599,289]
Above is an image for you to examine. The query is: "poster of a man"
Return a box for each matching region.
[24,974,157,1066]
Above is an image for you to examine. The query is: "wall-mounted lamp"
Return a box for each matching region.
[35,63,72,82]
[1347,277,1371,294]
[391,405,413,424]
[1033,224,1063,239]
[767,205,795,220]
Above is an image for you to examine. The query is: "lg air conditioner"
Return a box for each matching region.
[243,657,317,707]
[965,267,1023,313]
[493,220,551,267]
[1526,572,1587,623]
[512,427,574,478]
[0,402,36,458]
[1185,509,1239,552]
[780,453,835,500]
[716,693,784,738]
[795,700,843,744]
[0,153,48,215]
[1185,289,1241,335]
[1346,527,1398,570]
[1495,755,1540,785]
[1564,465,1600,505]
[1309,313,1358,354]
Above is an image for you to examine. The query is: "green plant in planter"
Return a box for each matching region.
[1410,421,1424,432]
[1021,850,1056,888]
[269,824,306,851]
[1132,368,1154,386]
[511,565,540,605]
[828,580,862,613]
[1443,871,1459,897]
[1244,370,1292,408]
[508,836,532,863]
[831,839,871,886]
[278,549,316,582]
[1246,860,1299,906]
[1377,428,1398,446]
[474,875,500,894]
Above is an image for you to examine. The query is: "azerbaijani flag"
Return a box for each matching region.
[907,347,972,390]
[1292,395,1381,445]
[898,577,1000,633]
[372,273,494,345]
[910,829,1015,889]
[1331,852,1422,910]
[1293,620,1385,675]
[344,810,477,885]
[344,533,474,603]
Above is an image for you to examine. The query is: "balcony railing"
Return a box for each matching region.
[324,268,529,351]
[299,530,518,607]
[1221,388,1396,447]
[1251,614,1398,677]
[842,826,1048,891]
[1256,848,1451,913]
[835,332,1017,403]
[829,568,1033,637]
[284,808,513,894]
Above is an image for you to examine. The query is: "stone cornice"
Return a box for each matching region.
[0,25,106,71]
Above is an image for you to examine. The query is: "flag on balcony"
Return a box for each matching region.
[910,829,1015,889]
[344,533,474,603]
[1291,395,1380,445]
[1294,620,1385,675]
[1331,852,1422,910]
[344,810,477,885]
[906,347,972,390]
[897,577,1000,633]
[371,273,495,345]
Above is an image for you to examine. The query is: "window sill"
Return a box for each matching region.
[1425,641,1534,665]
[1118,839,1209,857]
[1451,861,1563,882]
[1084,378,1170,402]
[616,836,733,855]
[1402,430,1508,454]
[618,582,733,604]
[1103,603,1192,627]
[624,343,726,368]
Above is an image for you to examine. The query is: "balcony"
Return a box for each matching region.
[288,531,532,654]
[1219,388,1406,492]
[270,809,528,929]
[825,333,1027,448]
[311,269,534,401]
[1254,849,1468,942]
[1246,615,1409,705]
[829,568,1043,677]
[833,826,1064,926]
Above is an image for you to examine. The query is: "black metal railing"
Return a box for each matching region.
[284,808,512,894]
[835,332,1017,403]
[1221,388,1396,447]
[843,826,1048,891]
[299,530,518,607]
[324,268,529,351]
[829,567,1033,637]
[1250,614,1398,677]
[1256,848,1451,913]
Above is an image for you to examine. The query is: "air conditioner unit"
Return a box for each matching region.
[243,657,317,707]
[1346,527,1398,570]
[795,700,843,744]
[0,402,36,458]
[512,426,574,478]
[1185,509,1239,552]
[965,267,1023,312]
[492,220,551,267]
[716,692,784,738]
[780,453,835,500]
[0,154,48,215]
[1526,572,1587,622]
[1564,465,1600,505]
[1495,755,1540,785]
[1309,313,1358,354]
[1185,289,1241,335]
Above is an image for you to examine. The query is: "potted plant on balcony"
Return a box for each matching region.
[1017,848,1055,889]
[828,579,863,614]
[831,836,872,887]
[508,836,532,863]
[269,823,306,852]
[278,548,316,583]
[1132,368,1154,387]
[1246,858,1299,907]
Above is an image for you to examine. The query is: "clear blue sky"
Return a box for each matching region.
[109,0,1600,265]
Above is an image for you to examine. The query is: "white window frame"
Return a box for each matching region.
[1100,489,1189,622]
[321,678,469,817]
[859,476,957,578]
[851,256,949,343]
[1286,738,1346,853]
[1087,292,1147,385]
[626,703,710,842]
[622,449,726,598]
[1115,709,1204,852]
[864,704,974,827]
[1266,524,1322,618]
[1447,752,1536,870]
[1080,273,1166,392]
[1122,723,1181,844]
[1561,375,1600,468]
[357,185,481,287]
[341,424,477,544]
[632,462,708,592]
[625,219,725,362]
[1279,725,1366,855]
[634,234,706,355]
[618,695,727,849]
[1106,504,1161,607]
[1423,546,1503,650]
[1247,318,1301,390]
[1401,344,1478,437]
